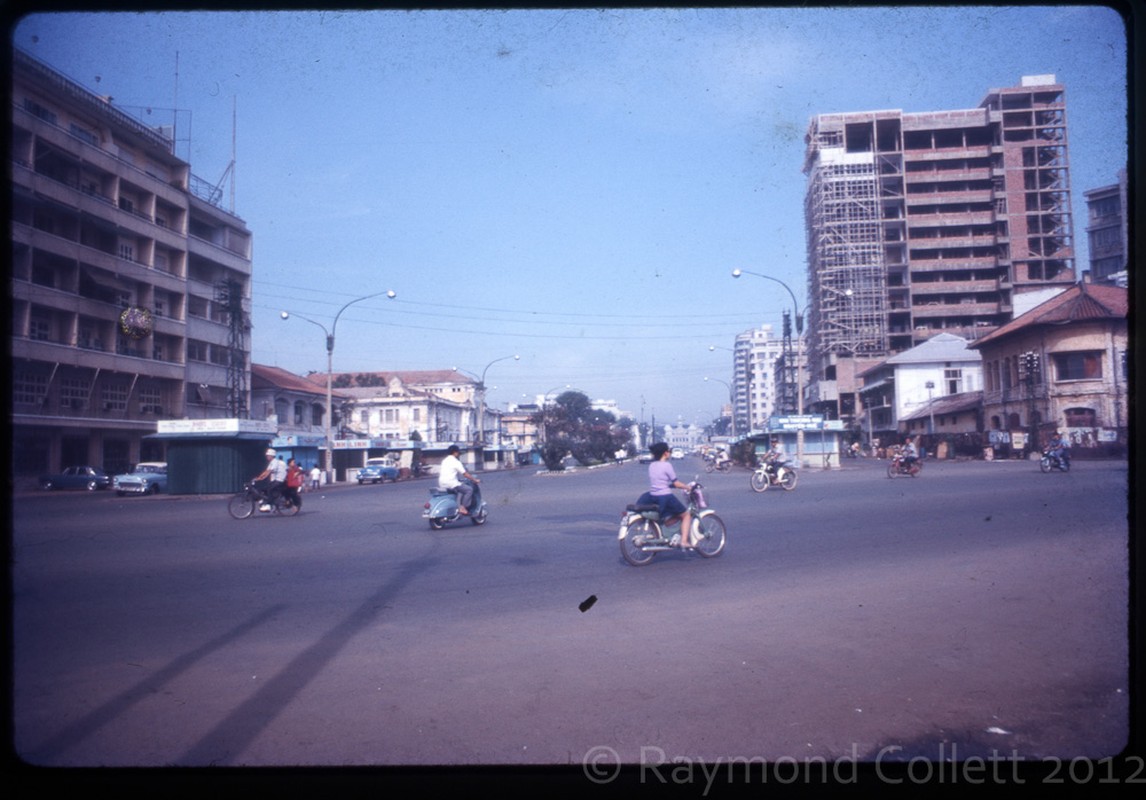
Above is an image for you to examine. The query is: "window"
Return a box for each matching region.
[1053,352,1102,381]
[138,386,161,414]
[61,378,89,409]
[944,368,963,394]
[13,371,48,405]
[102,383,128,411]
[187,340,208,362]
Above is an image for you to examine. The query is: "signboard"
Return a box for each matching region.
[769,415,825,431]
[157,418,276,436]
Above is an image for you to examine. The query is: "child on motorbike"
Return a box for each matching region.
[637,442,692,548]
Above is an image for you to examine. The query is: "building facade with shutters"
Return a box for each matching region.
[10,48,252,478]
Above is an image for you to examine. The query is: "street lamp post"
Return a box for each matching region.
[456,354,519,452]
[704,376,735,438]
[732,268,806,465]
[281,289,396,484]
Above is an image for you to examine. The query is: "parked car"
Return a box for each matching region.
[356,457,400,484]
[113,462,168,496]
[39,466,111,491]
[671,448,684,460]
[637,451,654,464]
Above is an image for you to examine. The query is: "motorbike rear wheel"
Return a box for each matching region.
[716,460,732,473]
[749,470,769,493]
[428,517,446,530]
[228,491,255,519]
[276,496,301,516]
[779,469,798,491]
[621,517,659,566]
[693,514,726,558]
[910,461,922,477]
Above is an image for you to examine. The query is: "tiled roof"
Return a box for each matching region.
[899,390,984,421]
[251,363,350,397]
[969,283,1128,348]
[886,332,981,364]
[305,369,474,388]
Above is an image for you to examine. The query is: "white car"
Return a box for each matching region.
[113,462,168,495]
[671,448,684,460]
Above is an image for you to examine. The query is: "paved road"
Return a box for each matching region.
[11,457,1131,775]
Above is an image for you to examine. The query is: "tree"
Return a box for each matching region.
[533,391,632,468]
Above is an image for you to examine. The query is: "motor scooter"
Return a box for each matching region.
[1039,448,1070,473]
[618,481,726,566]
[749,457,798,492]
[423,479,488,529]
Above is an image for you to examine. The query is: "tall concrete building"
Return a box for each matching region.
[10,49,253,477]
[802,75,1076,424]
[1083,169,1128,286]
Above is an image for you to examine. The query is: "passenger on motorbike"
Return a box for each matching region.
[762,438,784,474]
[637,442,692,548]
[253,448,287,511]
[900,440,919,469]
[439,444,479,515]
[1046,431,1070,468]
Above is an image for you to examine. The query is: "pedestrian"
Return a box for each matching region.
[310,464,321,490]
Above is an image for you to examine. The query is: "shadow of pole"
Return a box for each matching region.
[178,557,437,765]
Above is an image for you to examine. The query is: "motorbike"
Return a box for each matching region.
[619,481,726,566]
[749,458,798,492]
[886,454,923,478]
[703,452,732,473]
[424,479,488,529]
[228,481,301,519]
[1040,448,1071,473]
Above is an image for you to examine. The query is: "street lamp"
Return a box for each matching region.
[732,268,806,465]
[455,354,519,449]
[281,289,396,483]
[704,376,735,438]
[925,380,936,435]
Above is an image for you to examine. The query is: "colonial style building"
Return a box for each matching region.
[969,283,1128,456]
[858,332,983,445]
[10,49,252,477]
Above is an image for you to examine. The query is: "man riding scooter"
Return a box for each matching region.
[438,444,479,515]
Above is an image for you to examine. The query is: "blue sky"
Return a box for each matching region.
[10,7,1128,425]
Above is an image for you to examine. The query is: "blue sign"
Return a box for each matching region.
[770,415,824,431]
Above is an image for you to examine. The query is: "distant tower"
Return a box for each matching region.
[216,279,248,417]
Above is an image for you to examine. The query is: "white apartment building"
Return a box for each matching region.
[730,324,785,435]
[10,49,253,477]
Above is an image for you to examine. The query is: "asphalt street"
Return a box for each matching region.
[10,456,1133,781]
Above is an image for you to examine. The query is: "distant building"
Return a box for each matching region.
[804,75,1076,428]
[729,323,785,434]
[969,283,1128,456]
[858,332,983,444]
[10,48,253,478]
[1083,169,1128,286]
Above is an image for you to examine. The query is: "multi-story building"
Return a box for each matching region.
[1083,169,1128,286]
[802,75,1076,424]
[969,283,1127,456]
[729,323,785,433]
[10,49,253,478]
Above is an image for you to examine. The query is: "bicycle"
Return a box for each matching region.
[227,482,301,519]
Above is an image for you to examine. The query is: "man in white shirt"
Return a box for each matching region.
[438,445,479,515]
[253,448,288,510]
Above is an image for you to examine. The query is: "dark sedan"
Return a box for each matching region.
[39,466,112,491]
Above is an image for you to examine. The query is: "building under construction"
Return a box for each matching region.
[802,75,1076,423]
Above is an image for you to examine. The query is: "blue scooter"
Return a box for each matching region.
[423,479,488,529]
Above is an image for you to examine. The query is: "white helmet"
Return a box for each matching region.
[265,448,277,456]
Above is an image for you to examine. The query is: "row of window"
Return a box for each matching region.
[984,351,1103,392]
